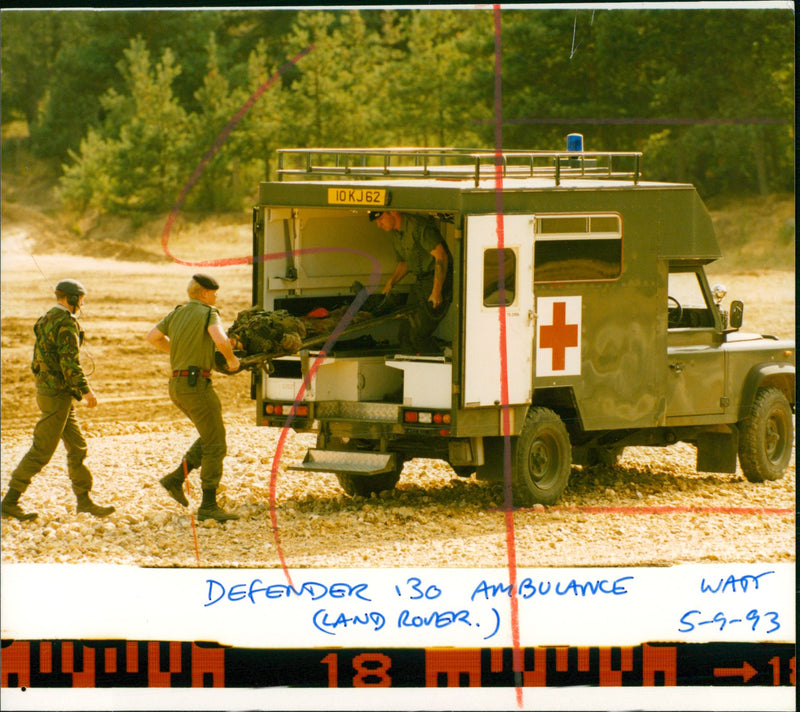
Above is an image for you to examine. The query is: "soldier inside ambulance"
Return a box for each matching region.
[369,210,453,353]
[1,279,115,521]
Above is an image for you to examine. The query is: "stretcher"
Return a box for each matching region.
[215,304,415,375]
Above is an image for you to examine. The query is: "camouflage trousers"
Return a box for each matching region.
[169,376,226,491]
[9,390,93,495]
[398,275,452,353]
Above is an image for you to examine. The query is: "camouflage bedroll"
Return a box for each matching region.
[217,304,413,374]
[227,307,308,359]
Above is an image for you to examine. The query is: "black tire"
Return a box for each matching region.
[452,465,475,478]
[321,436,403,497]
[738,386,793,482]
[512,407,572,506]
[336,470,401,498]
[587,446,624,467]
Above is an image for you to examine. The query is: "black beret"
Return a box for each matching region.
[368,211,384,221]
[55,279,87,296]
[193,273,219,290]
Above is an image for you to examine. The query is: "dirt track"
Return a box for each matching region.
[0,221,795,568]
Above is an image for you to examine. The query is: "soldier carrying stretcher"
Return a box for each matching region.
[145,274,241,522]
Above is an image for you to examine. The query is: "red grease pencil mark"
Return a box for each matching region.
[160,47,331,579]
[182,459,200,565]
[265,251,383,588]
[504,505,795,516]
[163,243,382,581]
[161,46,314,267]
[491,6,524,707]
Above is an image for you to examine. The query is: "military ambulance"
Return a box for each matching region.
[249,140,795,506]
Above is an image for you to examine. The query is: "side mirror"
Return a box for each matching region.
[729,300,744,329]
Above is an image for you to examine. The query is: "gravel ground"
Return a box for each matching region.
[0,228,795,569]
[0,415,795,568]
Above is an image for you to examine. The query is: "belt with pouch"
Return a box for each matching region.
[172,369,211,377]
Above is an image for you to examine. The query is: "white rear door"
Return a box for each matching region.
[463,214,535,407]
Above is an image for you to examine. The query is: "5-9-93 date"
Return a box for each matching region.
[678,608,780,634]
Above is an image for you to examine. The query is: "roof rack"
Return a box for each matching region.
[276,147,642,187]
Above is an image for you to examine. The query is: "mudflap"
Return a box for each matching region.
[696,429,738,473]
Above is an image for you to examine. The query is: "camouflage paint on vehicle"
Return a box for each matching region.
[246,147,794,505]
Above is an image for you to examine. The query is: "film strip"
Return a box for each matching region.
[2,640,795,689]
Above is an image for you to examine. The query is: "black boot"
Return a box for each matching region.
[197,489,239,522]
[160,462,190,507]
[1,488,38,521]
[76,492,115,517]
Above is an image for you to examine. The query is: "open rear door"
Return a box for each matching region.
[463,214,535,407]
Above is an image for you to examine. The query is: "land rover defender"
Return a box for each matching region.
[248,143,795,506]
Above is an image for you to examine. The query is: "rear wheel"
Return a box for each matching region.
[452,465,475,478]
[336,470,401,497]
[587,445,624,467]
[321,436,403,497]
[512,407,572,506]
[738,386,793,482]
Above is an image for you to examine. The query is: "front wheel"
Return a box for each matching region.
[512,407,572,506]
[738,386,793,482]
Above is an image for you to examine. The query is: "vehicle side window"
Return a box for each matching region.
[667,271,714,328]
[534,213,622,283]
[483,248,516,307]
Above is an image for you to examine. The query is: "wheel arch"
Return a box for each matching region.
[737,363,795,421]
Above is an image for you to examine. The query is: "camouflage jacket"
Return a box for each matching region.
[30,306,90,399]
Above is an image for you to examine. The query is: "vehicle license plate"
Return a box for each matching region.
[327,188,386,206]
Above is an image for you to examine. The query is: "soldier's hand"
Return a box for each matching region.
[226,356,241,373]
[374,292,398,316]
[84,390,98,408]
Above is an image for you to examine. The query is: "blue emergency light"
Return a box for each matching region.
[566,133,583,152]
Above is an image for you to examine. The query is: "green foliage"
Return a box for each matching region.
[1,12,77,127]
[284,11,391,147]
[57,131,113,213]
[184,34,247,212]
[59,38,192,216]
[0,7,790,220]
[238,38,288,182]
[28,31,127,161]
[392,10,495,147]
[635,9,795,196]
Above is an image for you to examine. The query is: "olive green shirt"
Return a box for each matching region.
[156,299,221,371]
[391,214,444,277]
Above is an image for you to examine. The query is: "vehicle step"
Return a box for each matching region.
[289,449,396,476]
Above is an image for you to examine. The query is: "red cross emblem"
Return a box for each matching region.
[539,300,579,371]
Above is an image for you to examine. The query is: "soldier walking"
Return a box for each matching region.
[1,279,115,521]
[145,274,241,522]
